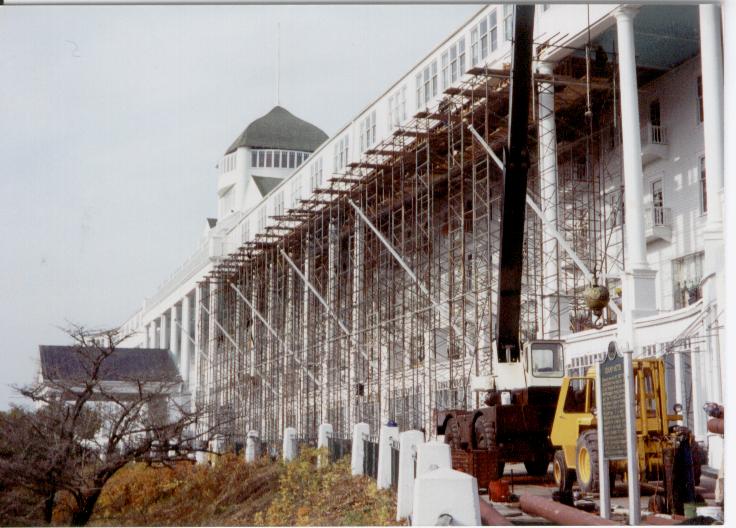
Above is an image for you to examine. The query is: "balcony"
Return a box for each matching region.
[644,206,672,243]
[640,124,668,164]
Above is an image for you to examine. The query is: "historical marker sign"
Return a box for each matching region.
[600,353,627,459]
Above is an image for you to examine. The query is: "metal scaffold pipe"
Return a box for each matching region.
[199,301,277,395]
[229,282,319,386]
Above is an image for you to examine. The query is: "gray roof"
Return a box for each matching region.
[39,345,181,383]
[207,217,218,229]
[225,106,327,155]
[252,175,283,197]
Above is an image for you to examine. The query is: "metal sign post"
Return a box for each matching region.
[597,342,627,520]
[623,348,641,524]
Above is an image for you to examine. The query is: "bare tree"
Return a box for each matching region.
[1,325,219,526]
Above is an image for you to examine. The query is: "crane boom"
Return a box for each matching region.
[495,4,535,363]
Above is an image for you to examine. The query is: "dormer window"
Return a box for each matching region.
[251,149,310,169]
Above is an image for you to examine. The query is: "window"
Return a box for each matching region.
[257,206,267,232]
[504,4,514,41]
[672,252,705,309]
[530,342,564,378]
[697,76,704,123]
[290,178,302,206]
[471,12,496,66]
[416,61,438,109]
[441,51,449,90]
[700,156,707,214]
[274,150,281,168]
[400,86,407,122]
[241,220,250,243]
[258,150,265,167]
[415,73,423,110]
[281,151,288,168]
[649,100,661,127]
[563,378,590,413]
[251,151,257,167]
[274,191,284,216]
[265,151,272,167]
[359,111,377,151]
[333,135,349,171]
[310,158,323,190]
[471,27,479,65]
[489,11,498,52]
[651,179,663,208]
[289,151,296,168]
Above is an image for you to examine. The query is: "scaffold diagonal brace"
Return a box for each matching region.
[229,282,319,386]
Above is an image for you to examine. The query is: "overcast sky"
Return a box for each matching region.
[0,4,481,409]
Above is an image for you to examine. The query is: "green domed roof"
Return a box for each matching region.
[225,106,328,155]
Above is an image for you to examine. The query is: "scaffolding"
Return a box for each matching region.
[196,55,625,445]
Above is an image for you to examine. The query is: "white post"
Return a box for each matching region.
[146,321,156,348]
[160,312,169,350]
[283,427,297,462]
[415,441,452,477]
[690,346,706,440]
[317,422,333,468]
[170,304,180,362]
[614,5,657,344]
[351,422,370,475]
[181,293,192,387]
[674,348,685,426]
[377,424,399,490]
[245,430,260,463]
[698,5,725,411]
[397,430,425,521]
[412,468,480,526]
[622,349,641,525]
[153,319,161,348]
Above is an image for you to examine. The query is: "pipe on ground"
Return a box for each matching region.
[643,515,680,525]
[479,498,512,526]
[707,418,724,435]
[519,494,619,525]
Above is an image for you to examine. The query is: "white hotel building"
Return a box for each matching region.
[118,4,727,466]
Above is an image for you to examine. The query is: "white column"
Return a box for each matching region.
[673,349,685,426]
[160,312,169,350]
[145,323,152,348]
[690,345,705,440]
[536,60,567,338]
[193,285,203,406]
[154,318,161,348]
[181,293,192,387]
[699,3,725,406]
[170,304,180,363]
[614,5,657,350]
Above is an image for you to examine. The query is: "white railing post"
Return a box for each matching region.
[283,427,297,462]
[377,424,400,489]
[351,422,370,475]
[397,430,425,521]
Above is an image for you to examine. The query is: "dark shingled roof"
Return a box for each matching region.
[225,106,327,155]
[39,346,182,383]
[252,175,283,197]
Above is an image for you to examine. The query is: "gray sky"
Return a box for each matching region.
[0,4,480,409]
